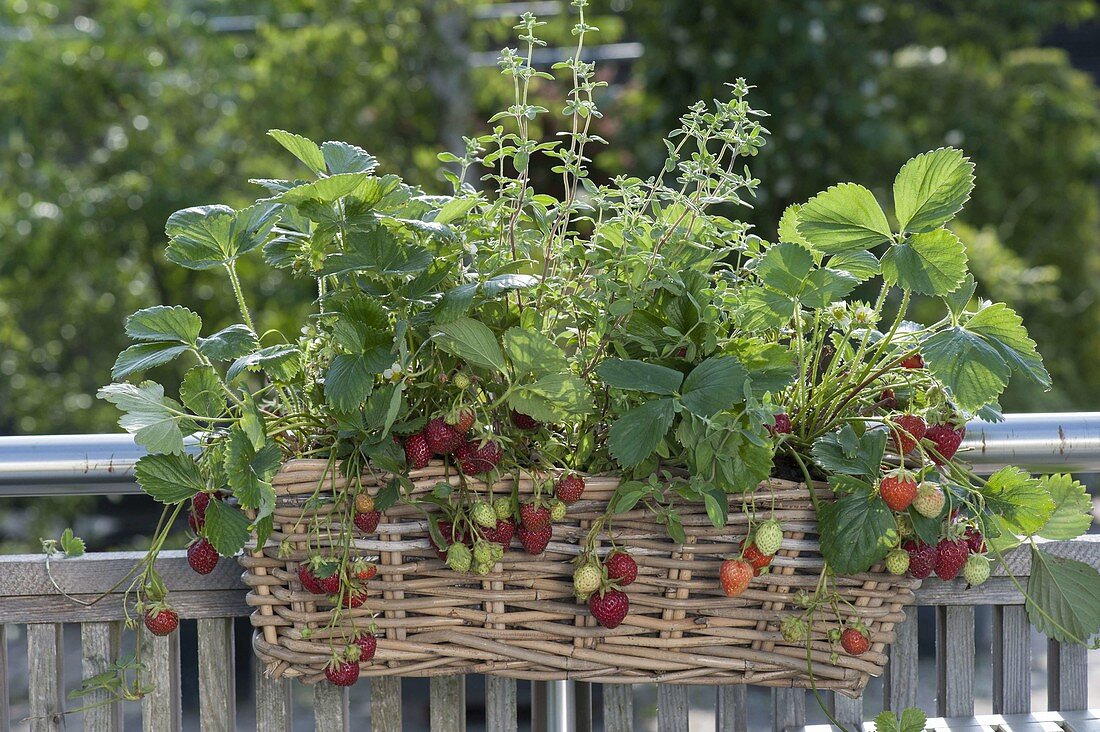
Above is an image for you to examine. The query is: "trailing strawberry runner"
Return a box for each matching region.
[72,2,1098,727]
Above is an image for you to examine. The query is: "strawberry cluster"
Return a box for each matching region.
[572,548,638,628]
[719,519,785,597]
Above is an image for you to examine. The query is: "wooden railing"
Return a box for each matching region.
[1,537,1095,732]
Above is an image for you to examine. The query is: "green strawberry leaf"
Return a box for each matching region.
[965,302,1050,389]
[268,129,325,173]
[881,228,968,296]
[736,286,796,330]
[320,140,377,175]
[1026,546,1100,645]
[224,427,280,523]
[776,203,811,247]
[125,305,202,345]
[818,485,898,574]
[504,327,569,377]
[197,324,259,361]
[179,366,225,419]
[524,373,593,417]
[98,382,187,455]
[981,467,1054,539]
[755,242,814,297]
[506,390,559,423]
[1037,474,1093,540]
[596,358,684,395]
[59,528,86,558]
[204,498,252,556]
[679,355,748,416]
[608,398,676,468]
[325,353,375,412]
[112,343,190,380]
[798,268,859,309]
[319,228,432,276]
[431,317,506,373]
[165,203,280,270]
[134,453,205,504]
[796,183,892,254]
[827,250,881,282]
[893,147,975,233]
[226,344,300,382]
[811,426,887,479]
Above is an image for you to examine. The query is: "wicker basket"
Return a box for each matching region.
[240,459,919,695]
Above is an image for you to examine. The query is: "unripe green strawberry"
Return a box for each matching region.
[754,520,783,556]
[549,499,567,522]
[453,372,471,389]
[781,615,808,642]
[471,502,497,529]
[473,540,494,566]
[962,553,990,586]
[489,543,505,562]
[446,543,472,572]
[912,483,946,518]
[493,497,513,520]
[885,548,910,576]
[472,560,493,576]
[573,563,601,596]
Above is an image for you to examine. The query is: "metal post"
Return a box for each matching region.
[543,680,575,732]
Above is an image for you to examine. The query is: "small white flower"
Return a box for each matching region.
[850,301,879,327]
[827,301,850,327]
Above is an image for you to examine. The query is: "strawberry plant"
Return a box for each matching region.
[66,0,1096,721]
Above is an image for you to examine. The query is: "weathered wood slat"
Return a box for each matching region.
[81,621,122,732]
[0,551,246,596]
[0,590,248,625]
[936,606,975,717]
[371,675,402,731]
[27,623,64,732]
[772,688,805,732]
[0,625,10,732]
[197,617,235,732]
[716,685,747,732]
[884,613,918,712]
[1047,639,1088,712]
[602,683,633,732]
[314,680,350,732]
[829,692,863,730]
[430,675,466,732]
[575,680,593,732]
[141,626,182,732]
[656,684,689,732]
[992,605,1031,715]
[254,659,292,732]
[485,675,517,732]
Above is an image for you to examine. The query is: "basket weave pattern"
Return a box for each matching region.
[240,459,919,693]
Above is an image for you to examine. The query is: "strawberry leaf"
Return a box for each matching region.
[796,182,892,254]
[596,358,684,395]
[679,356,748,416]
[125,305,202,345]
[204,499,251,556]
[811,426,887,479]
[267,129,325,173]
[165,203,279,270]
[179,367,226,419]
[431,317,506,373]
[881,228,968,296]
[504,327,569,377]
[98,382,187,455]
[892,147,974,233]
[818,486,898,574]
[1037,474,1093,541]
[980,467,1054,539]
[134,453,205,503]
[111,343,190,380]
[608,398,676,468]
[197,324,259,361]
[1026,546,1100,645]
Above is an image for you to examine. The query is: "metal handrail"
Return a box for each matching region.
[2,413,1099,497]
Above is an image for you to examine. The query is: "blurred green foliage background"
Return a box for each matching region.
[1,0,1097,445]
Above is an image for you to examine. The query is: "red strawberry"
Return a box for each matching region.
[719,559,753,597]
[352,560,378,581]
[325,660,360,686]
[481,518,516,550]
[510,410,539,430]
[963,527,986,554]
[186,538,219,575]
[934,538,969,581]
[878,388,899,410]
[588,588,630,629]
[354,510,381,534]
[144,607,179,636]
[519,502,550,531]
[404,433,431,470]
[298,565,324,594]
[457,439,503,475]
[317,571,341,595]
[425,417,463,455]
[189,491,214,532]
[517,523,552,555]
[448,408,476,434]
[554,474,586,505]
[901,353,924,369]
[903,540,936,579]
[355,634,378,662]
[892,415,927,455]
[926,423,965,464]
[767,413,792,435]
[738,540,773,576]
[339,586,369,609]
[840,628,870,656]
[605,551,637,586]
[879,473,918,512]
